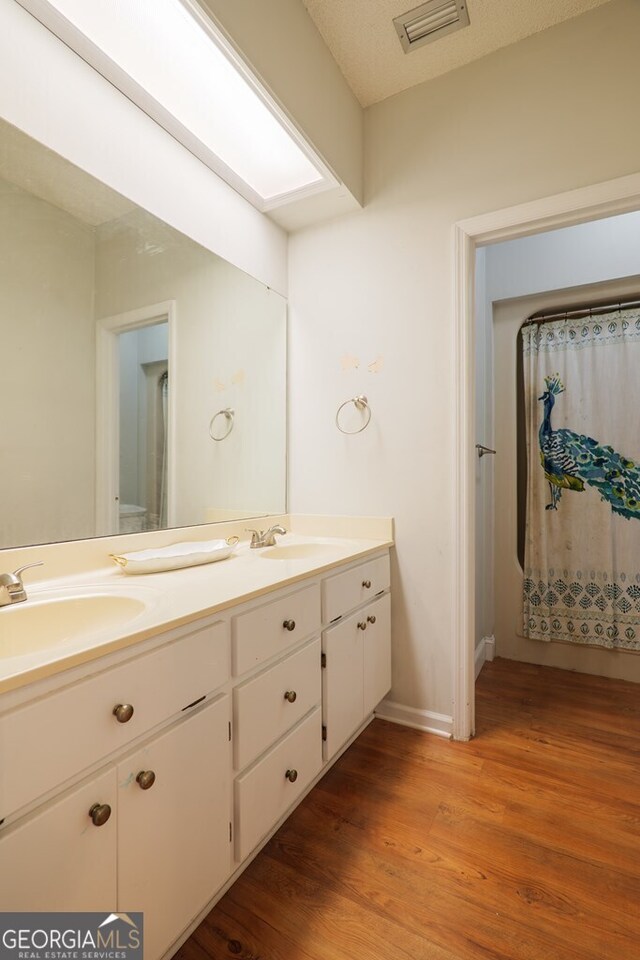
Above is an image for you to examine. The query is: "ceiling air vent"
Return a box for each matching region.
[393,0,470,54]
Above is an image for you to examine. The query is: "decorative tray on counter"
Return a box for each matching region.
[111,536,240,575]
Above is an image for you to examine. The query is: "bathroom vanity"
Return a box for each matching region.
[0,523,392,960]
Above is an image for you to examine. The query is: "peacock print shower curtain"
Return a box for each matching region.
[522,306,640,650]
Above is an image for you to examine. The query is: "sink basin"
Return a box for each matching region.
[0,594,146,657]
[260,543,340,561]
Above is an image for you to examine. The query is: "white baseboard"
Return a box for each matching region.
[475,634,496,679]
[374,699,453,738]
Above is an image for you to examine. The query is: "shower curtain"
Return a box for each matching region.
[522,307,640,650]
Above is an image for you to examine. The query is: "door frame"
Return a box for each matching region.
[452,171,640,741]
[96,300,177,536]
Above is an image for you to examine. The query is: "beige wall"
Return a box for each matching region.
[0,180,96,547]
[289,0,640,721]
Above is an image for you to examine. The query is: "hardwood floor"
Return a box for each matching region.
[174,659,640,960]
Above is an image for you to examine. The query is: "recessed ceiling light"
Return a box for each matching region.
[393,0,470,54]
[15,0,336,209]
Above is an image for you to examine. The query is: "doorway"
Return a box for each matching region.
[452,171,640,740]
[118,327,169,533]
[96,300,176,536]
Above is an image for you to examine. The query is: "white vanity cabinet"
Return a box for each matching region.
[0,619,230,820]
[363,593,392,716]
[0,543,391,960]
[0,697,232,959]
[230,583,323,862]
[231,582,320,676]
[234,706,323,862]
[233,636,322,771]
[118,696,232,960]
[0,616,233,960]
[322,556,391,760]
[0,768,118,912]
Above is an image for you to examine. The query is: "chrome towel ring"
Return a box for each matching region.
[209,408,234,441]
[336,395,372,435]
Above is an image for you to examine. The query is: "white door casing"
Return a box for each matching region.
[453,170,640,741]
[95,300,177,535]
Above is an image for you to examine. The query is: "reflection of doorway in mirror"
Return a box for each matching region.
[96,300,176,538]
[117,324,169,534]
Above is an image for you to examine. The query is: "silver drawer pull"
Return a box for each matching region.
[136,770,156,791]
[89,803,111,827]
[283,619,296,631]
[362,579,371,589]
[113,703,134,723]
[357,621,367,631]
[284,690,297,703]
[367,615,377,624]
[285,769,298,783]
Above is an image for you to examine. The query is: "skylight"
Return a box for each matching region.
[17,0,332,207]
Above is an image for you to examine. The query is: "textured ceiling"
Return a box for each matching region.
[301,0,615,106]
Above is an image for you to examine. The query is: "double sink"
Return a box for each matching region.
[0,538,347,660]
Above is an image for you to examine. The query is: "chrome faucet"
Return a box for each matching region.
[0,562,44,607]
[246,525,287,548]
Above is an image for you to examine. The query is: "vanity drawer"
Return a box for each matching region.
[0,619,229,819]
[233,637,321,770]
[322,554,390,623]
[232,583,321,676]
[234,706,322,862]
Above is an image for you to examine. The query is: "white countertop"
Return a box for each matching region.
[0,530,393,696]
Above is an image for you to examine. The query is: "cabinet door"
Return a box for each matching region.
[363,593,392,716]
[0,769,117,911]
[117,696,232,960]
[322,612,364,761]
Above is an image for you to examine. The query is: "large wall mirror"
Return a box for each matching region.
[0,117,286,550]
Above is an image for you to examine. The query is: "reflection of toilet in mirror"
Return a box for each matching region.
[118,503,147,534]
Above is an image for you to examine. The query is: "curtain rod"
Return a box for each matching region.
[521,296,640,328]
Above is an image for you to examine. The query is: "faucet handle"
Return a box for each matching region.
[245,528,262,547]
[0,561,43,606]
[13,561,44,583]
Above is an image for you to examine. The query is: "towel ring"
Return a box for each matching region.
[336,395,372,435]
[209,408,234,441]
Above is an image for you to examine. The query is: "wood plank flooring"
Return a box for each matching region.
[174,658,640,960]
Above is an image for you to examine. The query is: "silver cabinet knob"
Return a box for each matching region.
[113,703,134,723]
[136,770,156,791]
[357,621,367,630]
[284,690,297,703]
[367,615,377,624]
[283,619,296,631]
[285,769,298,783]
[362,580,372,589]
[89,802,112,827]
